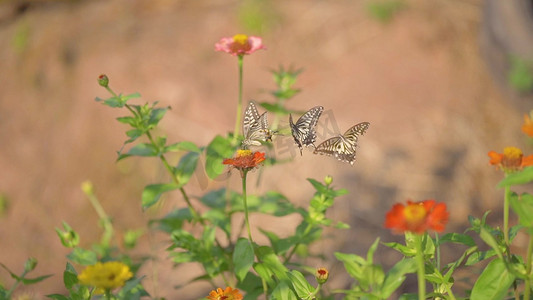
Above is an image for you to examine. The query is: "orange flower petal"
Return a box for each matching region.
[488,151,503,165]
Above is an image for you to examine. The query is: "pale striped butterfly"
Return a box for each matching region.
[289,106,324,155]
[242,101,273,148]
[313,122,370,165]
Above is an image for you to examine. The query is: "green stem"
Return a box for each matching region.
[284,222,313,264]
[525,233,533,300]
[104,289,112,300]
[241,170,253,243]
[86,189,113,247]
[233,55,244,144]
[414,234,426,300]
[144,130,202,223]
[504,185,510,247]
[6,270,28,298]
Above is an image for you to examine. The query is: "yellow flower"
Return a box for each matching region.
[78,261,133,290]
[206,287,243,300]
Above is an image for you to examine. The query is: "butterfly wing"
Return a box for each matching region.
[342,122,370,149]
[243,101,261,138]
[290,106,324,154]
[242,102,273,148]
[314,122,369,165]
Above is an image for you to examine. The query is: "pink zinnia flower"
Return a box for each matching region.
[215,34,266,56]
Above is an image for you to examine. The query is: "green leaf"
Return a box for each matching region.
[437,233,476,247]
[164,141,201,153]
[270,280,298,300]
[307,178,327,194]
[381,258,417,298]
[255,246,289,281]
[148,107,168,128]
[335,252,366,279]
[63,262,78,289]
[497,166,533,187]
[233,238,255,282]
[237,272,264,300]
[260,102,291,115]
[479,227,504,260]
[152,208,192,233]
[205,135,235,179]
[46,294,69,300]
[200,188,232,209]
[257,191,298,216]
[20,274,53,285]
[125,143,159,157]
[367,237,380,264]
[510,193,533,227]
[287,270,315,300]
[141,183,180,209]
[470,258,515,300]
[122,92,142,101]
[175,152,200,186]
[66,248,97,265]
[116,116,137,126]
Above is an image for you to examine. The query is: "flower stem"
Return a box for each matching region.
[143,129,202,223]
[85,187,113,247]
[414,234,426,300]
[241,170,254,243]
[233,55,244,144]
[525,233,533,299]
[504,185,510,247]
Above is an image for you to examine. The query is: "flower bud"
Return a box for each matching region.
[324,175,333,186]
[315,267,329,284]
[24,257,38,272]
[97,74,109,87]
[81,180,94,196]
[55,222,80,248]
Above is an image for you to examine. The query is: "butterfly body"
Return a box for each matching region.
[314,122,369,165]
[242,101,273,148]
[289,106,324,155]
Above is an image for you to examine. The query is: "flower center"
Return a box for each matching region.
[502,146,523,169]
[232,34,249,45]
[503,146,523,159]
[236,149,252,157]
[404,203,427,226]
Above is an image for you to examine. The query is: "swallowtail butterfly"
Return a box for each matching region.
[289,106,324,155]
[313,122,369,165]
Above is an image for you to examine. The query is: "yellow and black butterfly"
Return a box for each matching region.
[289,106,324,155]
[314,122,369,165]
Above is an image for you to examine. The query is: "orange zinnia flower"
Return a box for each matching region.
[223,149,266,177]
[215,34,266,57]
[206,287,243,300]
[384,200,449,234]
[522,112,533,137]
[488,146,533,173]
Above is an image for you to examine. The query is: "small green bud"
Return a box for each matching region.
[97,74,109,87]
[55,222,80,248]
[24,257,38,272]
[123,229,144,250]
[315,267,329,284]
[324,175,333,186]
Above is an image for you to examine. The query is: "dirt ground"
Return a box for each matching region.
[0,0,531,299]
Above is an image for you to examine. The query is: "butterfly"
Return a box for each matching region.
[313,122,370,165]
[242,101,273,148]
[289,106,324,155]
